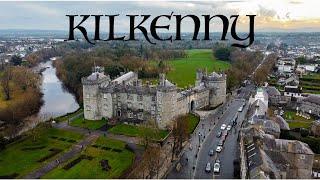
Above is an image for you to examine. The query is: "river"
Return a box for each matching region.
[37,60,79,119]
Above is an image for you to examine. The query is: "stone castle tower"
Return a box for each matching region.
[82,66,110,120]
[156,73,177,128]
[195,68,227,108]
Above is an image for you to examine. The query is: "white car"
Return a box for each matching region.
[238,106,243,112]
[216,146,222,152]
[227,125,232,131]
[220,124,226,130]
[213,162,220,173]
[205,162,211,172]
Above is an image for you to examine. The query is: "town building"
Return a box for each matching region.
[82,67,226,129]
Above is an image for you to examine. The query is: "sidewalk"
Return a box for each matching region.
[23,135,98,179]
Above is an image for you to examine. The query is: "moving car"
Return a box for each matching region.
[205,162,211,172]
[238,106,243,112]
[218,140,224,146]
[209,148,214,156]
[227,125,232,131]
[216,146,222,152]
[220,124,226,130]
[216,130,222,138]
[214,162,220,173]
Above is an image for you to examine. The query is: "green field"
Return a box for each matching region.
[69,115,107,130]
[42,137,135,179]
[108,124,169,141]
[0,128,84,178]
[287,121,311,129]
[284,111,314,122]
[187,114,200,134]
[150,49,230,88]
[55,108,83,123]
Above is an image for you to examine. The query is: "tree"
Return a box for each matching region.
[11,55,22,66]
[26,120,51,142]
[105,64,125,79]
[297,56,306,64]
[0,67,12,100]
[139,120,159,149]
[171,115,189,160]
[214,47,232,61]
[12,67,41,91]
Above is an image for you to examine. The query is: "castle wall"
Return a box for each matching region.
[83,84,101,120]
[113,92,157,123]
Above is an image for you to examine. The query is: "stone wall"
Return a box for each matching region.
[208,79,226,108]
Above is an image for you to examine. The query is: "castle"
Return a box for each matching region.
[82,66,226,129]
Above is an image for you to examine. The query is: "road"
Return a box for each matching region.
[165,83,254,179]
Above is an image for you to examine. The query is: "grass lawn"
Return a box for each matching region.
[146,49,230,88]
[0,128,84,178]
[284,111,314,122]
[108,124,169,141]
[42,137,135,179]
[69,115,107,130]
[287,121,311,129]
[54,108,83,122]
[187,114,200,134]
[302,74,320,80]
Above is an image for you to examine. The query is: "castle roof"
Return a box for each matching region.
[266,86,281,96]
[164,79,175,87]
[86,72,107,81]
[112,71,135,84]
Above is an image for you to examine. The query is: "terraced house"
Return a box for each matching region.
[82,66,226,129]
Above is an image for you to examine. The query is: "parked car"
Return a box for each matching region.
[205,162,211,172]
[218,140,224,146]
[216,130,222,138]
[238,106,243,112]
[220,135,226,141]
[227,125,232,131]
[220,124,226,130]
[216,146,222,152]
[209,148,214,156]
[214,162,220,173]
[223,130,228,136]
[215,158,220,163]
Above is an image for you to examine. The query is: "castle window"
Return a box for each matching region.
[128,111,133,118]
[152,96,156,102]
[138,113,143,120]
[86,93,90,99]
[117,95,121,100]
[152,114,155,118]
[86,105,91,111]
[127,102,132,109]
[103,93,107,99]
[151,106,155,111]
[127,94,133,100]
[137,95,143,101]
[139,103,144,110]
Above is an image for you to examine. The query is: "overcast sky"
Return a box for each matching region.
[0,0,319,32]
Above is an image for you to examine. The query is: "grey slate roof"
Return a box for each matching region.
[302,95,320,105]
[266,86,281,96]
[275,115,290,130]
[86,72,107,81]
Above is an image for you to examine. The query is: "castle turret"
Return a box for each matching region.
[195,69,203,87]
[82,66,111,120]
[156,73,177,129]
[207,72,227,108]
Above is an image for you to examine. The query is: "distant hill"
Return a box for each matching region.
[256,27,320,32]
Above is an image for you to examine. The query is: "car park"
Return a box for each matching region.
[216,146,222,152]
[227,125,232,131]
[216,130,222,138]
[213,162,220,173]
[220,124,226,130]
[205,162,211,172]
[209,148,214,156]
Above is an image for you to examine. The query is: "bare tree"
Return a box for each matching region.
[171,115,189,160]
[0,67,12,100]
